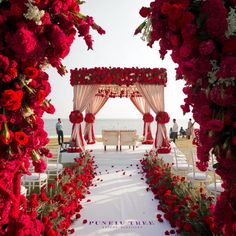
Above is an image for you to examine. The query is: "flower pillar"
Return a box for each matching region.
[136,0,236,234]
[0,0,104,233]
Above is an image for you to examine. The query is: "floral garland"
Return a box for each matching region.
[136,0,236,234]
[141,150,221,235]
[70,67,167,86]
[0,0,104,233]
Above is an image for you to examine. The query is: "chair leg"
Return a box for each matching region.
[133,146,135,150]
[104,145,106,151]
[116,145,118,151]
[120,145,121,151]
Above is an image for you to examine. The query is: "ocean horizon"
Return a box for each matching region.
[44,118,196,138]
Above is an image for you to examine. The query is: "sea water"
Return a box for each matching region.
[44,118,196,137]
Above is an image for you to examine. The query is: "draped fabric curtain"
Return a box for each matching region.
[71,85,99,150]
[130,96,153,144]
[84,95,108,144]
[136,84,168,149]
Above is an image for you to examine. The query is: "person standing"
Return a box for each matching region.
[172,119,178,143]
[56,118,64,145]
[187,118,194,139]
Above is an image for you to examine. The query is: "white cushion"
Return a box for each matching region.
[47,163,63,171]
[206,182,224,193]
[23,173,48,182]
[173,164,192,171]
[187,172,211,181]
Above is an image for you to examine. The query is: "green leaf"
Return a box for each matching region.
[213,163,219,169]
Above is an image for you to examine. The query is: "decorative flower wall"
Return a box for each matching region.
[136,0,236,234]
[0,0,104,233]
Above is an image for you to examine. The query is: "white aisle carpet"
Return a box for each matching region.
[72,143,174,236]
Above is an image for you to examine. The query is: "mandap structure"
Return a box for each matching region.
[69,67,171,153]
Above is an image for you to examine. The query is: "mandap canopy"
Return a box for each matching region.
[69,67,171,153]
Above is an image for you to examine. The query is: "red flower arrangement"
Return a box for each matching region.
[143,113,154,123]
[155,112,170,124]
[0,0,104,233]
[70,67,167,86]
[69,110,83,124]
[136,0,236,233]
[85,113,95,123]
[141,150,222,235]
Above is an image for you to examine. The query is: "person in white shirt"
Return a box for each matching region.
[172,118,178,143]
[56,118,64,145]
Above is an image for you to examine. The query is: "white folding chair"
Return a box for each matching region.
[186,150,211,187]
[22,161,48,195]
[46,148,64,184]
[20,185,27,196]
[172,147,193,174]
[206,154,224,198]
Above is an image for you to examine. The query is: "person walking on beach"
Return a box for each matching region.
[172,119,178,143]
[56,118,64,145]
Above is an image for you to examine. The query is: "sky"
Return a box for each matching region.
[44,0,191,121]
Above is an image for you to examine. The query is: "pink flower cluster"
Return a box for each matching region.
[136,0,236,233]
[0,0,104,233]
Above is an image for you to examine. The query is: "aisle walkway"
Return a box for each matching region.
[72,143,174,236]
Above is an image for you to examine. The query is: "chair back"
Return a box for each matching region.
[120,130,137,145]
[102,130,119,145]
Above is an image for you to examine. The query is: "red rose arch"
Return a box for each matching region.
[136,0,236,235]
[0,0,105,234]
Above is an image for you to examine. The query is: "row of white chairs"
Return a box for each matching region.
[170,143,223,198]
[21,148,63,196]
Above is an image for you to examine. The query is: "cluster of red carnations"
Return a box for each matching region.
[136,0,236,233]
[141,150,222,235]
[0,0,104,235]
[12,152,94,236]
[70,67,167,86]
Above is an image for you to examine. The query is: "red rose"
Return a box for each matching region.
[23,67,39,78]
[46,229,58,236]
[1,89,23,111]
[139,7,151,18]
[14,131,28,145]
[143,113,154,122]
[183,222,193,231]
[207,119,224,132]
[85,113,95,123]
[69,110,83,123]
[155,112,170,124]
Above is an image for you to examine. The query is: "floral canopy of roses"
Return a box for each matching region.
[70,67,167,86]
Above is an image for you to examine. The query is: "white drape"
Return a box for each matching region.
[84,96,108,144]
[130,96,153,144]
[136,84,168,148]
[71,85,99,150]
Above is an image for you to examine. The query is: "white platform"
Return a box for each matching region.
[71,143,176,236]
